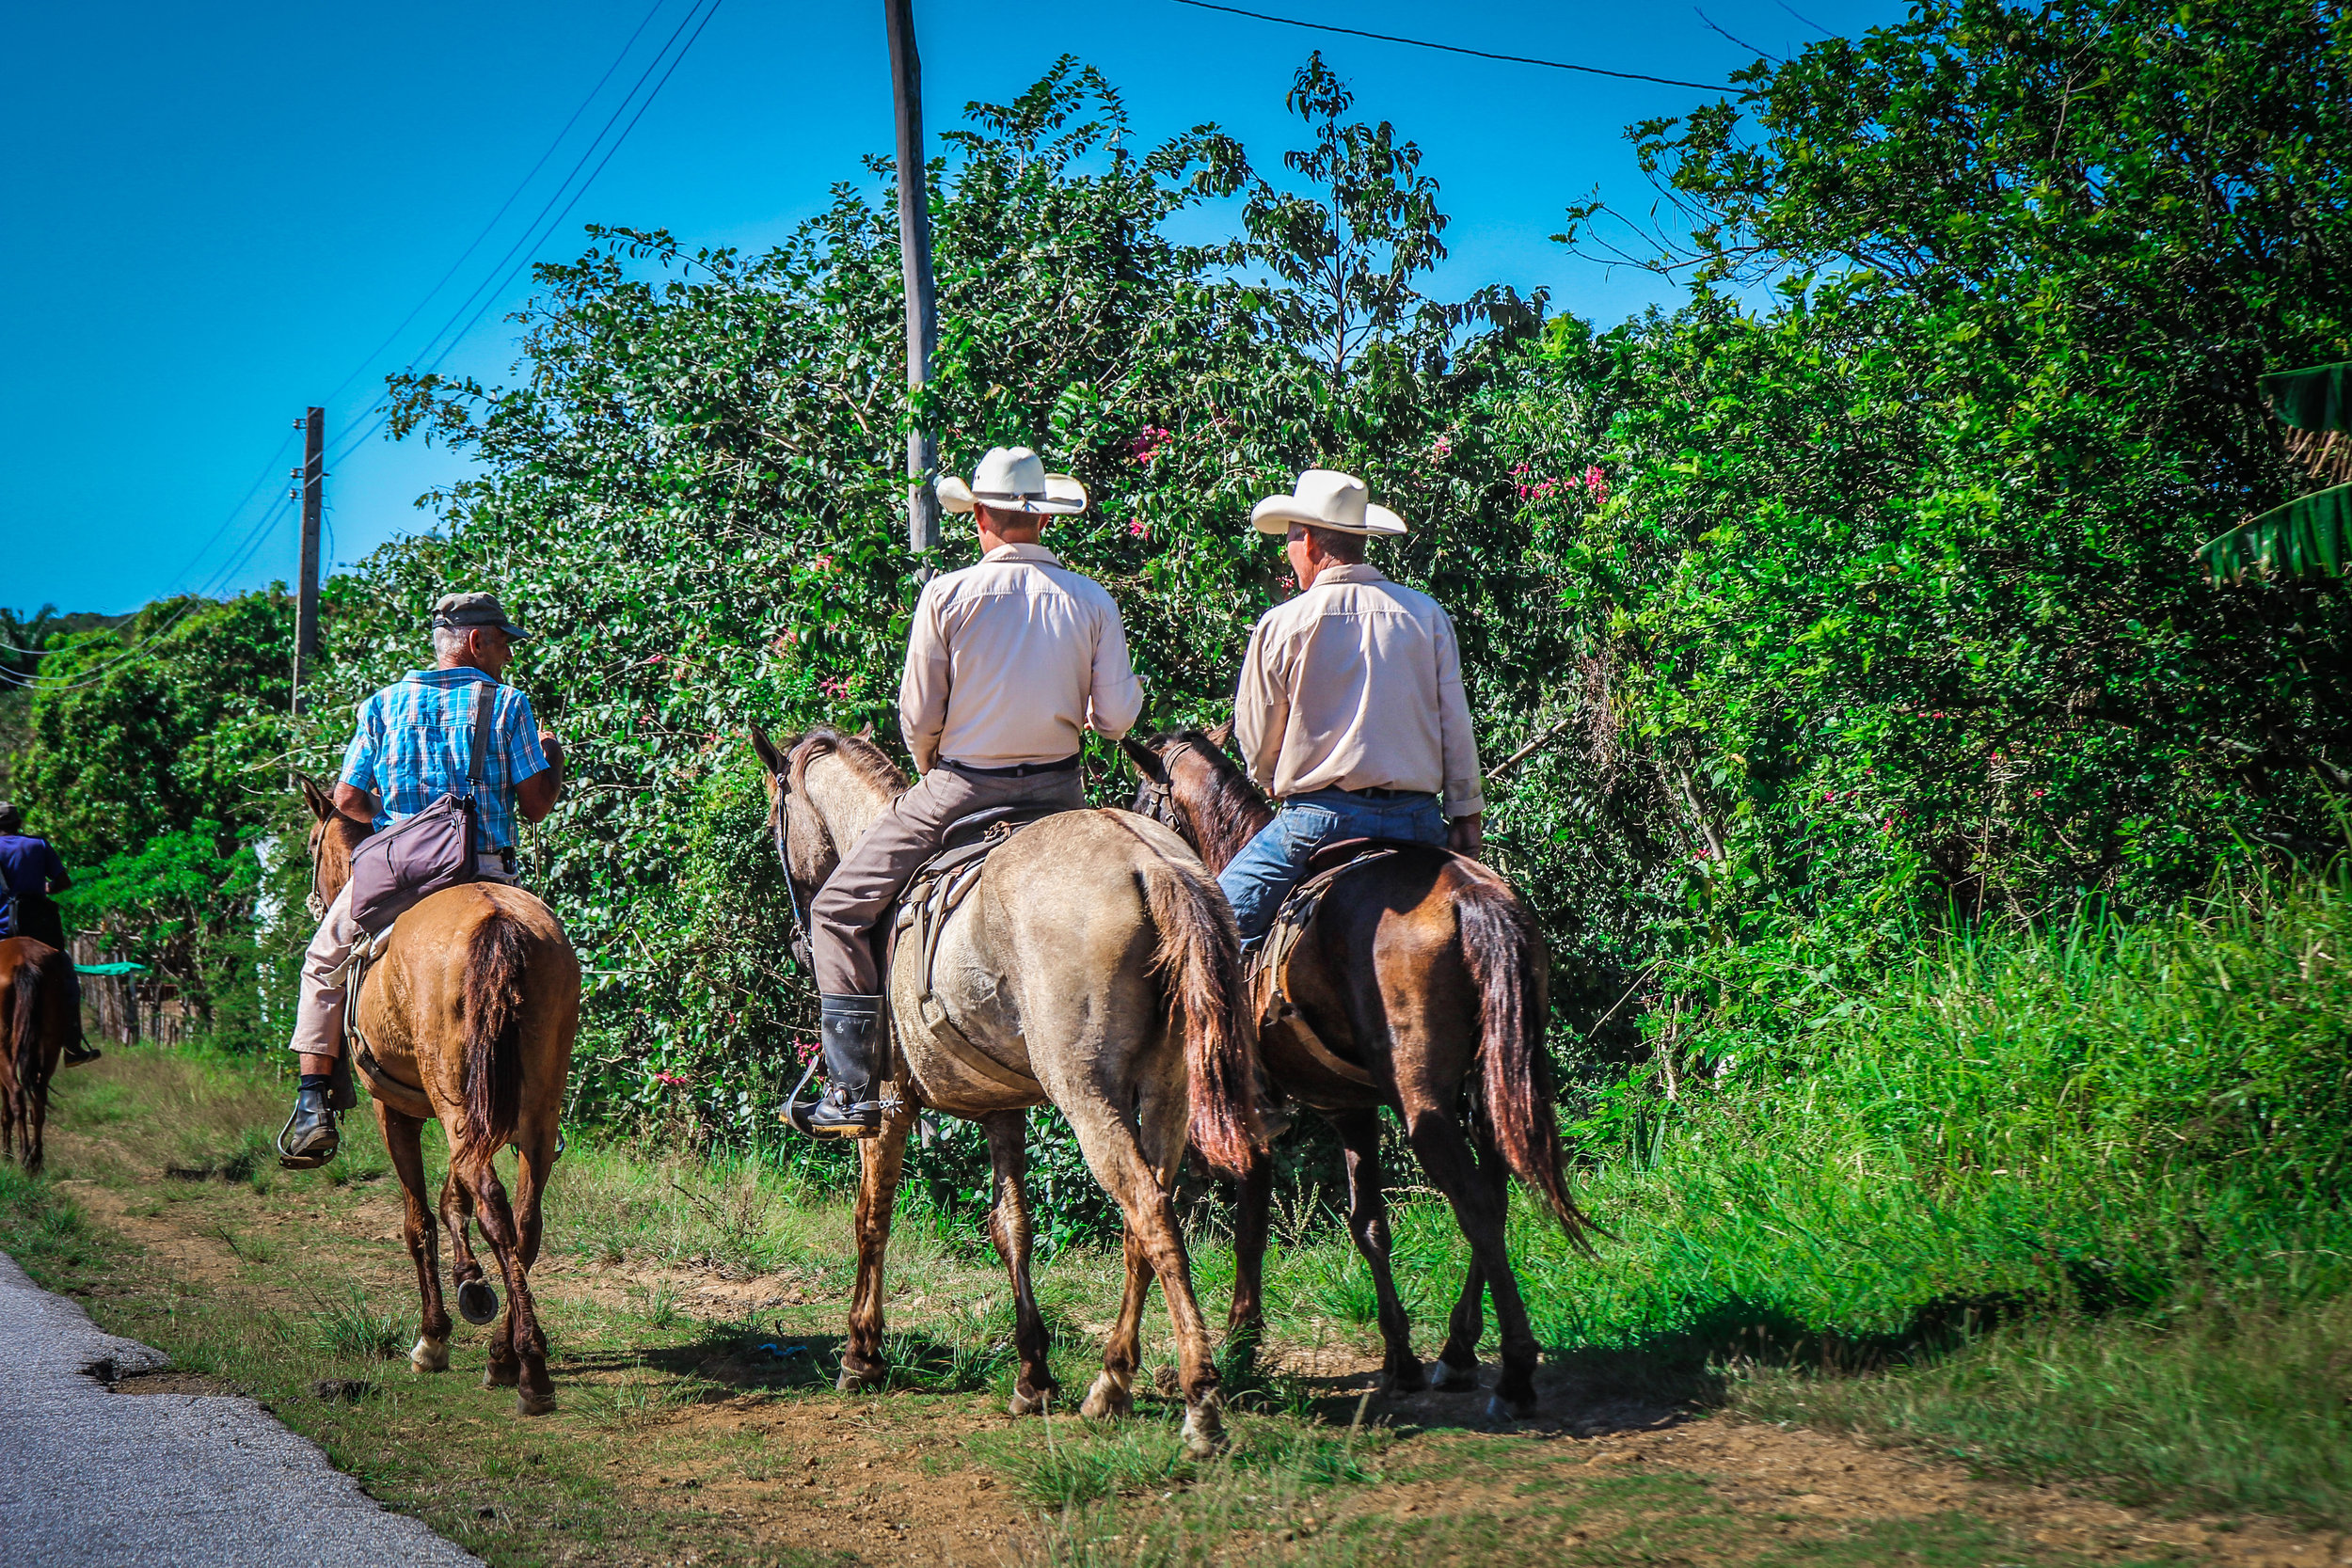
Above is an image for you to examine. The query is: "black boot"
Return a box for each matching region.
[788,995,885,1140]
[277,1079,341,1169]
[63,1037,101,1068]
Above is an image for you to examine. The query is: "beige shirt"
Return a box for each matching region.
[1232,563,1485,817]
[899,543,1143,771]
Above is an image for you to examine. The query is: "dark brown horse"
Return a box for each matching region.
[0,937,74,1172]
[299,779,581,1414]
[1124,730,1594,1418]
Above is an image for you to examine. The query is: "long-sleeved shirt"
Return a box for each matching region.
[898,542,1143,772]
[1232,563,1485,818]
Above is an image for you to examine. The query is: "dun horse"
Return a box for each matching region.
[299,780,581,1414]
[751,726,1260,1453]
[1125,730,1595,1418]
[0,937,75,1172]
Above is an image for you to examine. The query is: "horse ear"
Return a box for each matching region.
[297,774,337,823]
[1120,735,1168,783]
[749,725,787,781]
[1203,721,1233,752]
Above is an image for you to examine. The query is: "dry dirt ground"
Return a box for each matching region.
[22,1057,2351,1568]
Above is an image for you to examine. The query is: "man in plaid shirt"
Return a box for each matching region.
[278,592,565,1167]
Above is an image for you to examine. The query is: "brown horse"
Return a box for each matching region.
[298,779,581,1414]
[0,937,74,1172]
[1123,730,1595,1418]
[750,727,1260,1453]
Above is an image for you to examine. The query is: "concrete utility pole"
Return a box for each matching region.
[883,0,940,562]
[292,406,324,712]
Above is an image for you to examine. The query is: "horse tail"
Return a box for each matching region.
[461,909,530,1172]
[1140,853,1264,1180]
[9,949,40,1091]
[1456,875,1599,1253]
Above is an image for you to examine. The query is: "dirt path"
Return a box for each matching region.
[26,1063,2345,1568]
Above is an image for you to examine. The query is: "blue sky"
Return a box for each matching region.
[2,0,1903,614]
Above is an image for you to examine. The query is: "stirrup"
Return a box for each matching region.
[275,1103,340,1171]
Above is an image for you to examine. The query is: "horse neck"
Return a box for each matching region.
[801,750,897,860]
[1176,750,1274,874]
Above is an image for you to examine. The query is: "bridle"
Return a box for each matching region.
[772,787,816,975]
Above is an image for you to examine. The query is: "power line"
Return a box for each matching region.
[315,0,678,418]
[1169,0,1740,92]
[404,0,727,380]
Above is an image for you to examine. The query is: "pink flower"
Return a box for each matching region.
[1277,574,1296,592]
[1432,434,1454,459]
[1130,425,1172,467]
[1583,466,1609,505]
[1511,462,1531,477]
[811,553,834,573]
[791,1037,819,1065]
[1127,518,1152,539]
[654,1070,690,1089]
[818,674,850,701]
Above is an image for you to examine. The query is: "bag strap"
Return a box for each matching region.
[466,679,497,796]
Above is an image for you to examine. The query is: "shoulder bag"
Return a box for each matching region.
[346,680,497,936]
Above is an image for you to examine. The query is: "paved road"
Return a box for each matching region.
[0,1250,479,1567]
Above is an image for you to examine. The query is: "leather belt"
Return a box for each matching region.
[940,754,1081,780]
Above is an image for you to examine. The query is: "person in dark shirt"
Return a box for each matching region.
[0,801,101,1066]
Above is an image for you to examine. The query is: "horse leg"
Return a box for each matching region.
[980,1110,1057,1415]
[838,1105,914,1393]
[438,1166,502,1368]
[1067,1075,1223,1455]
[1083,1224,1152,1420]
[1433,1132,1512,1392]
[1224,1150,1272,1369]
[1329,1108,1423,1393]
[1403,1098,1542,1418]
[377,1105,452,1372]
[24,1077,46,1175]
[460,1154,554,1415]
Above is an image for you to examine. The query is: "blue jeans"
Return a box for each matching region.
[1217,788,1447,942]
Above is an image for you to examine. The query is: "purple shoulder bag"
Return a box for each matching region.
[347,681,496,936]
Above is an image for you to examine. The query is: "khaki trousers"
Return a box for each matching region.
[810,765,1085,996]
[289,885,360,1059]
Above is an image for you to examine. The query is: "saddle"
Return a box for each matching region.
[883,804,1064,1098]
[326,920,437,1121]
[1251,838,1434,1095]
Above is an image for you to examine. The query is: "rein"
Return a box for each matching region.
[774,791,816,975]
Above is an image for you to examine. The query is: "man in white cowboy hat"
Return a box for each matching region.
[795,446,1142,1139]
[1218,468,1484,947]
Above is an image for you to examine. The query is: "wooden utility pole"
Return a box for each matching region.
[292,406,324,712]
[883,0,940,561]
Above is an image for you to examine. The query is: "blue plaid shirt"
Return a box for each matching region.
[339,669,550,850]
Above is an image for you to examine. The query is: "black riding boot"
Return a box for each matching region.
[788,995,885,1140]
[277,1077,341,1168]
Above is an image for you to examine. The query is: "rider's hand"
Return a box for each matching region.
[539,729,565,769]
[1448,813,1485,859]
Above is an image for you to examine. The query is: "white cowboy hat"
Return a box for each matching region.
[1249,468,1406,537]
[935,447,1089,516]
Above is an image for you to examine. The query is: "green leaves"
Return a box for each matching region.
[2262,360,2352,435]
[2197,483,2352,584]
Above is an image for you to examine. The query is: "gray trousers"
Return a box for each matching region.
[810,764,1085,996]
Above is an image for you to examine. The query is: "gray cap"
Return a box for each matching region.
[432,591,531,641]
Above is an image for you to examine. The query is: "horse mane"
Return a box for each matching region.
[1154,730,1273,872]
[788,726,909,802]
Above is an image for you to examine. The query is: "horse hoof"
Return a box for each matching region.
[1379,1360,1427,1395]
[484,1361,520,1390]
[1079,1372,1132,1420]
[1482,1393,1525,1427]
[1007,1387,1051,1418]
[516,1389,556,1417]
[1179,1404,1226,1458]
[409,1337,450,1373]
[836,1364,885,1394]
[456,1280,500,1326]
[1432,1359,1481,1392]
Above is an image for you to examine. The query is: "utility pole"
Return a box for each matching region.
[883,0,940,563]
[291,406,324,712]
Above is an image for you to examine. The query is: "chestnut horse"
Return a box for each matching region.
[0,937,75,1172]
[751,727,1260,1454]
[298,780,580,1414]
[1124,731,1595,1418]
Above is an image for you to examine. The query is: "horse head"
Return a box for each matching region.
[1120,730,1270,876]
[297,775,372,916]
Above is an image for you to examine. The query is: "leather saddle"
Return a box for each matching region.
[1254,837,1450,1098]
[882,804,1068,1098]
